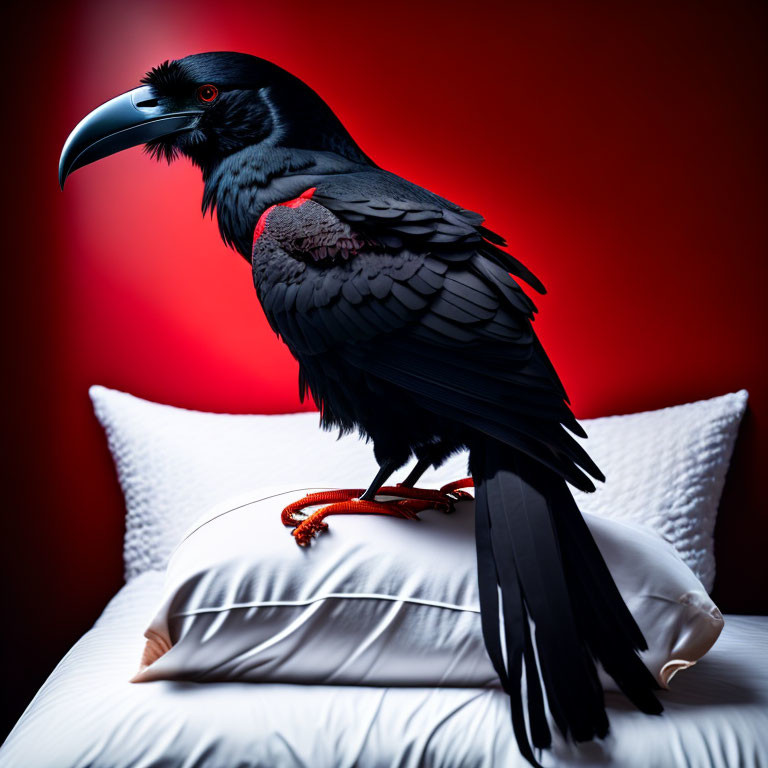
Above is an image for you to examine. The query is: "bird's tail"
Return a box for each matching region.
[470,440,662,766]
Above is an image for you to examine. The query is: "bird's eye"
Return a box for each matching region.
[197,84,219,104]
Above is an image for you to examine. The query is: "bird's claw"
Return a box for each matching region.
[281,479,474,546]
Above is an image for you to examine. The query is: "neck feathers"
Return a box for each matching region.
[202,146,369,257]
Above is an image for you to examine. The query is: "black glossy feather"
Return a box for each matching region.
[247,163,658,766]
[132,54,663,763]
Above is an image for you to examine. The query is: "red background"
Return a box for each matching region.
[2,0,766,738]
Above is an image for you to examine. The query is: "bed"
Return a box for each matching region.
[1,570,767,768]
[2,387,766,768]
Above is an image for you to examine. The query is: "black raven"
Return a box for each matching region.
[59,52,662,765]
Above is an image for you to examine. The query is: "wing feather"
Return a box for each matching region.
[251,177,596,486]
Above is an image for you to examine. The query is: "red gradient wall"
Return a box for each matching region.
[2,0,766,737]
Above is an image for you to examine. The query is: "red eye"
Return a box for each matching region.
[197,84,219,103]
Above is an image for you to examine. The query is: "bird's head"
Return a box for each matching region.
[59,51,369,189]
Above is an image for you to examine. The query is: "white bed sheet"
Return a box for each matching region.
[2,572,767,768]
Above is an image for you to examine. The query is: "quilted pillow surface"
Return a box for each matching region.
[90,386,747,589]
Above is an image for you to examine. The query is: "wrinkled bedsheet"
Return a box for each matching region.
[2,572,767,768]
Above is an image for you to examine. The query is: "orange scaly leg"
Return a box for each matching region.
[281,479,475,547]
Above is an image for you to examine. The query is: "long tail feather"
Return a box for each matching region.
[547,479,664,713]
[471,441,662,766]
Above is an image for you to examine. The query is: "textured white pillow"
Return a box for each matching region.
[133,487,723,690]
[90,386,747,589]
[566,393,748,592]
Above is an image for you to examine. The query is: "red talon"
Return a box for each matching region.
[281,478,475,546]
[439,477,475,499]
[281,489,365,527]
[290,499,415,546]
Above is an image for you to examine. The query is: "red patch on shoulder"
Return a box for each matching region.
[252,188,317,248]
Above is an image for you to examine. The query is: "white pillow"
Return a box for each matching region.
[132,486,723,690]
[568,392,748,592]
[91,386,747,589]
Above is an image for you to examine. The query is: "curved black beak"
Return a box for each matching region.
[59,85,203,189]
